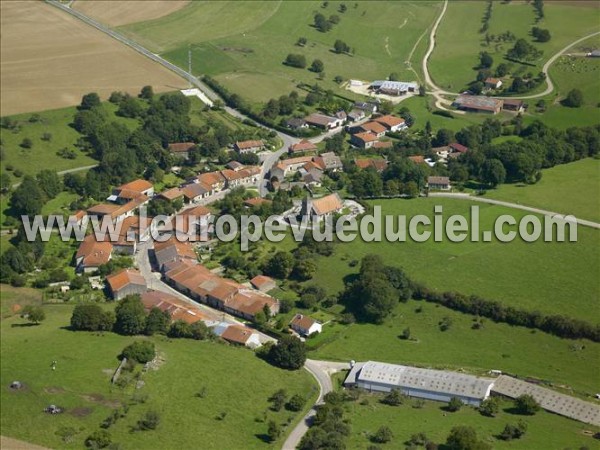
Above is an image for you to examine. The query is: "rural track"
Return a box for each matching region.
[423,0,600,102]
[428,192,600,229]
[281,360,350,450]
[11,164,98,188]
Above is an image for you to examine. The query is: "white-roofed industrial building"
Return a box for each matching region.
[344,361,495,406]
[492,375,600,427]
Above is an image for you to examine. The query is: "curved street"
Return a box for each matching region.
[422,0,600,102]
[281,360,350,450]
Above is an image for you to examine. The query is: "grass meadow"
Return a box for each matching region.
[485,158,600,223]
[306,198,599,322]
[428,1,600,91]
[0,300,317,449]
[121,1,441,104]
[342,391,599,449]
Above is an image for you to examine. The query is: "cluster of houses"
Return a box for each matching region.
[453,94,524,114]
[348,114,406,149]
[269,151,343,188]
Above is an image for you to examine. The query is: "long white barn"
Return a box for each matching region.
[344,361,495,406]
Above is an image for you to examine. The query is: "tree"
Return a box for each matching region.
[264,251,294,279]
[267,336,307,370]
[532,27,551,42]
[21,305,45,324]
[121,341,155,364]
[372,426,393,443]
[499,420,527,440]
[296,37,307,46]
[80,92,101,110]
[137,410,160,430]
[563,89,583,108]
[0,171,12,193]
[114,295,146,335]
[419,85,426,96]
[381,389,404,406]
[292,259,317,281]
[329,14,340,24]
[20,138,33,149]
[168,319,192,338]
[314,13,332,32]
[11,175,45,217]
[479,397,500,417]
[267,420,281,442]
[446,426,490,450]
[480,159,506,187]
[514,394,540,415]
[269,389,287,411]
[139,85,154,100]
[85,429,112,448]
[339,3,347,13]
[310,59,325,73]
[401,327,411,340]
[36,170,62,199]
[286,394,306,411]
[495,63,510,77]
[71,304,115,331]
[284,54,307,69]
[190,321,212,340]
[447,397,463,412]
[479,52,493,68]
[333,39,350,54]
[145,307,170,335]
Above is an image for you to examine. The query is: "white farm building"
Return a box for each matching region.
[344,361,495,406]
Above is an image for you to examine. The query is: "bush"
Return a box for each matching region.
[286,394,306,411]
[136,410,160,431]
[563,89,583,108]
[381,389,404,406]
[20,305,45,324]
[85,430,112,448]
[514,394,540,415]
[121,341,155,364]
[446,397,463,412]
[371,426,393,443]
[71,304,115,331]
[284,54,307,69]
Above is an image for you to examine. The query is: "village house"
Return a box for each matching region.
[353,121,387,138]
[220,166,261,188]
[409,155,427,165]
[153,237,198,272]
[212,323,262,348]
[106,268,147,300]
[141,290,207,325]
[75,234,113,273]
[304,113,345,130]
[87,196,149,224]
[355,158,388,173]
[113,216,154,255]
[373,141,393,150]
[289,139,318,155]
[111,179,154,203]
[449,142,469,154]
[234,140,264,154]
[313,152,343,172]
[372,115,407,132]
[68,210,87,227]
[286,117,308,130]
[196,171,227,192]
[182,183,212,204]
[347,109,366,122]
[270,156,313,181]
[290,314,322,336]
[301,192,344,220]
[244,197,272,209]
[484,77,503,89]
[157,187,184,203]
[165,205,212,241]
[427,176,451,191]
[453,95,503,114]
[250,275,277,292]
[353,100,378,114]
[351,131,378,149]
[168,142,195,159]
[226,161,245,171]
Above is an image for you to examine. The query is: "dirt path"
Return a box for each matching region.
[0,436,50,450]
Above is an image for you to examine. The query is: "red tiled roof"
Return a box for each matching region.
[290,314,317,331]
[106,268,146,293]
[244,198,272,208]
[360,121,387,134]
[168,142,195,153]
[116,179,153,193]
[310,193,343,215]
[373,141,393,149]
[76,234,112,267]
[289,139,317,153]
[235,140,264,150]
[449,142,468,153]
[250,275,276,290]
[221,325,256,345]
[408,155,425,164]
[353,132,378,143]
[373,115,405,128]
[158,187,184,201]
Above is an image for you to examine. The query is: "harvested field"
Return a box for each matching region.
[0,1,186,115]
[72,0,190,27]
[0,436,49,450]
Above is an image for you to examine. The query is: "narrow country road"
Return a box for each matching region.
[282,360,350,450]
[422,0,600,102]
[428,192,600,229]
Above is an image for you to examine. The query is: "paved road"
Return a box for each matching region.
[422,0,600,102]
[281,359,350,450]
[429,192,600,229]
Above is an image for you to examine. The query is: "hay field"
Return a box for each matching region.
[72,0,190,27]
[0,1,186,115]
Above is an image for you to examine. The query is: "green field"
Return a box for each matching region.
[486,158,600,223]
[120,1,441,103]
[342,392,599,449]
[0,300,317,449]
[429,1,600,91]
[0,102,140,178]
[313,299,599,395]
[307,198,599,322]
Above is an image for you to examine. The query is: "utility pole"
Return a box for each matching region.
[188,44,193,89]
